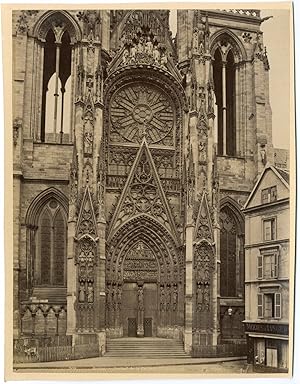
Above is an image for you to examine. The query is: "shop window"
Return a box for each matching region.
[266,339,278,368]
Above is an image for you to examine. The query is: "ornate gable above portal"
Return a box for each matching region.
[108,10,181,82]
[107,138,179,243]
[194,192,214,243]
[76,186,98,240]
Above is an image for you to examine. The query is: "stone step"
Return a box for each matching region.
[105,337,189,358]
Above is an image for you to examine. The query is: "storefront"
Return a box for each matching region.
[244,322,289,372]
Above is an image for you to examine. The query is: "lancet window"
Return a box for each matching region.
[212,39,238,157]
[35,199,67,286]
[31,11,80,143]
[219,204,244,297]
[41,28,72,143]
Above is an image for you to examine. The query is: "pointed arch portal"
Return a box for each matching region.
[106,214,184,338]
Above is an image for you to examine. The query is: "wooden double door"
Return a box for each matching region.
[122,282,157,337]
[128,317,153,337]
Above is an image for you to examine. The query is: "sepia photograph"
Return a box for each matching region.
[4,2,295,380]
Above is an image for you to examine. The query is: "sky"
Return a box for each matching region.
[169,9,291,150]
[261,9,291,150]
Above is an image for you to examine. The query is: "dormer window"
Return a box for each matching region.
[261,186,277,204]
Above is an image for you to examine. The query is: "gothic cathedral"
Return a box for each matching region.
[13,9,272,355]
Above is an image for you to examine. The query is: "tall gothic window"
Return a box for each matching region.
[41,28,72,143]
[219,205,244,297]
[35,199,67,286]
[213,45,236,157]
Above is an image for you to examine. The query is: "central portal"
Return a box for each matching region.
[121,241,158,337]
[122,282,158,337]
[106,217,183,340]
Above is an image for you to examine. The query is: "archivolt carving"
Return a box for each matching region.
[106,215,182,285]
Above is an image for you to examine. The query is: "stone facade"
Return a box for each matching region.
[243,165,289,371]
[13,9,274,356]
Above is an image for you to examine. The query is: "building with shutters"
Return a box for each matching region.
[11,8,290,359]
[243,165,290,372]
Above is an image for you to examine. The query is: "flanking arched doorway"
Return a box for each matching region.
[105,215,184,339]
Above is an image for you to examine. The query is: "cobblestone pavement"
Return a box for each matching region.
[14,357,251,375]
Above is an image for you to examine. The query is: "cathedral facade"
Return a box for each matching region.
[12,9,273,356]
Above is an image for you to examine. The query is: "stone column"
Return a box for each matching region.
[213,214,221,345]
[235,63,241,156]
[137,284,144,337]
[222,61,227,156]
[53,43,61,136]
[66,219,76,335]
[184,207,194,354]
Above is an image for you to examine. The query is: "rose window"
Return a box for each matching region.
[110,83,175,145]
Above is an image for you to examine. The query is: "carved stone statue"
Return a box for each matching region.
[123,48,129,64]
[87,281,94,303]
[160,285,165,311]
[203,285,210,311]
[160,53,168,67]
[137,38,144,53]
[137,286,144,311]
[84,130,93,155]
[130,45,137,61]
[196,283,203,311]
[79,281,85,303]
[153,46,160,63]
[173,286,178,311]
[145,36,153,55]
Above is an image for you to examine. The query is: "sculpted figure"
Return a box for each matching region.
[145,36,153,55]
[160,285,165,311]
[137,286,144,311]
[153,46,160,63]
[161,53,168,67]
[123,48,129,64]
[79,281,85,303]
[130,45,137,61]
[137,38,144,53]
[87,281,94,303]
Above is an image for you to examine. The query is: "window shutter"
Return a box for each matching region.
[274,253,278,278]
[275,293,281,319]
[264,220,271,241]
[271,219,276,240]
[257,254,263,279]
[257,293,263,318]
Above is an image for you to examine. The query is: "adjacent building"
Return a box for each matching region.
[243,165,290,372]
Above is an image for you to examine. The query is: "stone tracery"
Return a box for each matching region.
[110,83,175,145]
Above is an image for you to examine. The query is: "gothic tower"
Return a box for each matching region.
[12,8,272,356]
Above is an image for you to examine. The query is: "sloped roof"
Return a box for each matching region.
[243,164,289,210]
[275,167,290,185]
